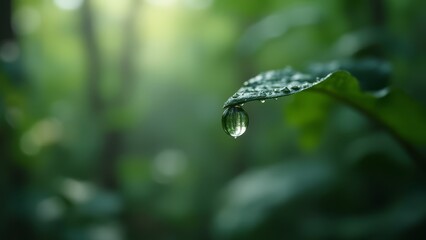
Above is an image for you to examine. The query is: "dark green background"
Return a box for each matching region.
[1,0,426,239]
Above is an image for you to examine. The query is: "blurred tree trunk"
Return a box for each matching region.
[0,0,13,41]
[343,0,386,28]
[371,0,386,26]
[81,0,140,189]
[116,0,140,104]
[81,0,103,113]
[0,0,34,238]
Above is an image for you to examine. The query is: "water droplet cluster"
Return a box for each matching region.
[223,67,323,108]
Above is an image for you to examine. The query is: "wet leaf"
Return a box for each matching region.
[223,65,426,150]
[223,67,322,108]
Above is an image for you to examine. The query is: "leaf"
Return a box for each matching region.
[308,58,391,91]
[311,71,426,146]
[329,192,426,239]
[223,67,323,108]
[238,6,323,55]
[223,66,426,166]
[215,161,426,239]
[285,93,333,150]
[285,59,390,150]
[214,161,335,238]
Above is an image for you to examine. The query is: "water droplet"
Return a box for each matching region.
[260,100,265,103]
[290,73,311,81]
[264,71,275,79]
[291,85,300,91]
[274,98,278,100]
[281,87,291,93]
[222,106,249,138]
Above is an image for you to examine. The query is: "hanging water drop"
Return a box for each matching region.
[222,106,249,138]
[260,100,265,103]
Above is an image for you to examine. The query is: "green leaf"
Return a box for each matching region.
[285,93,333,150]
[223,66,426,166]
[223,59,391,108]
[223,67,323,108]
[238,6,323,55]
[308,58,391,91]
[214,161,335,238]
[311,71,426,146]
[286,59,390,150]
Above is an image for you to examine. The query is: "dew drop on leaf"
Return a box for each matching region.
[222,106,249,139]
[260,100,266,103]
[281,87,291,93]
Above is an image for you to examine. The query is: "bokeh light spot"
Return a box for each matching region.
[145,0,177,7]
[12,6,41,35]
[183,0,213,10]
[53,0,84,11]
[0,41,20,63]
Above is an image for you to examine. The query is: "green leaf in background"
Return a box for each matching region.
[223,63,426,168]
[285,93,333,150]
[214,160,426,239]
[238,6,323,56]
[214,160,335,238]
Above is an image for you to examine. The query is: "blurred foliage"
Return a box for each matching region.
[1,0,426,239]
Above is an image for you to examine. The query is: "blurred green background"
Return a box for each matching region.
[1,0,426,239]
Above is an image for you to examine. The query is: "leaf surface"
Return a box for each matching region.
[223,67,426,147]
